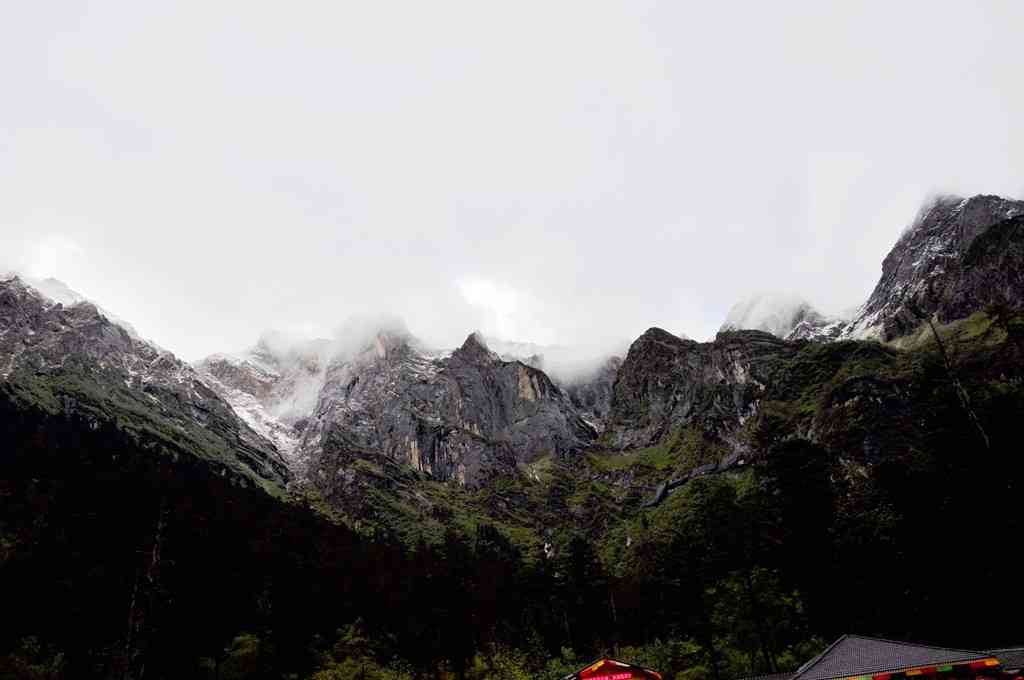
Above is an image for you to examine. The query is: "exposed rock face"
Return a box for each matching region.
[197,326,605,486]
[7,192,1019,503]
[723,194,1024,344]
[785,315,848,342]
[0,275,290,490]
[299,331,595,486]
[477,337,625,433]
[560,356,622,433]
[601,323,950,492]
[845,194,1024,341]
[604,327,795,454]
[195,334,331,458]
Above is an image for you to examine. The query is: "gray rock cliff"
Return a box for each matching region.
[0,275,290,490]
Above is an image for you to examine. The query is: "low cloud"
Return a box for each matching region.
[2,2,1022,361]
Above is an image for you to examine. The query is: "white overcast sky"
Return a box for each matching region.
[2,1,1022,360]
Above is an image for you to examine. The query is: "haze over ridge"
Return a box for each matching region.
[2,2,1022,360]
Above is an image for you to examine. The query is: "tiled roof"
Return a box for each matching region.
[735,672,796,680]
[991,648,1024,671]
[792,636,992,680]
[563,657,663,680]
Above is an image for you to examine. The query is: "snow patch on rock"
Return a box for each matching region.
[721,293,834,340]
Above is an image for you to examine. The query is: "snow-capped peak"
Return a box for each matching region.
[721,293,830,338]
[3,272,145,342]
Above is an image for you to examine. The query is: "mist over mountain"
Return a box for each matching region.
[720,294,837,339]
[4,190,1024,679]
[5,2,1023,362]
[7,191,1024,488]
[4,2,1024,677]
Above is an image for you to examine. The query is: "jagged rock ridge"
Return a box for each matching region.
[187,192,1024,493]
[604,327,794,457]
[199,328,601,486]
[6,192,1022,501]
[560,356,622,433]
[845,194,1024,341]
[298,330,598,485]
[721,293,849,342]
[195,333,332,460]
[0,275,290,490]
[722,194,1024,343]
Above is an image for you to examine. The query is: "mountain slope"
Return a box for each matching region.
[604,328,789,455]
[851,195,1024,342]
[299,331,595,486]
[0,275,289,492]
[847,194,1024,341]
[722,194,1024,343]
[195,333,332,461]
[3,195,1024,679]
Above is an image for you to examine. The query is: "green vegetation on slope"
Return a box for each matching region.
[2,309,1023,679]
[3,362,288,497]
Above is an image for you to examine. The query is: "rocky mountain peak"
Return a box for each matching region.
[22,276,87,307]
[361,328,415,361]
[253,331,329,359]
[453,331,499,364]
[195,330,337,459]
[291,324,596,487]
[847,192,1024,341]
[2,273,145,341]
[605,326,788,453]
[876,194,1021,288]
[721,293,834,340]
[0,275,290,490]
[13,189,1021,498]
[723,193,1024,344]
[0,275,136,368]
[198,320,603,485]
[633,327,693,352]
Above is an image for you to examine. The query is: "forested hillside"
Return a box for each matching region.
[2,308,1022,679]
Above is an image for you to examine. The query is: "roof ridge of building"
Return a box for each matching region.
[792,635,851,680]
[562,656,663,680]
[791,634,996,680]
[842,635,992,658]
